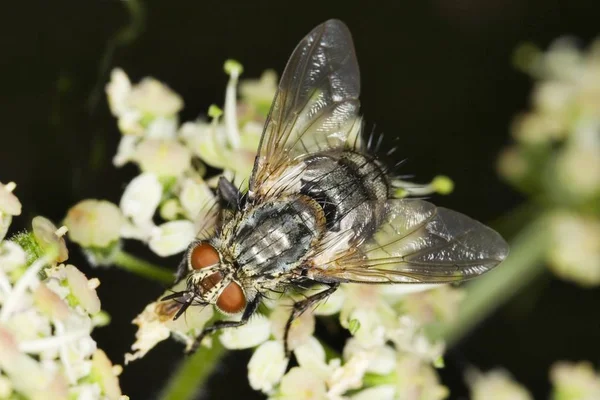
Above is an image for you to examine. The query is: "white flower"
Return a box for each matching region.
[394,354,448,400]
[248,340,289,394]
[64,200,124,248]
[133,139,192,177]
[120,173,162,227]
[219,314,271,349]
[276,367,327,400]
[106,68,132,117]
[548,211,600,286]
[0,241,26,274]
[467,369,532,400]
[0,182,21,242]
[0,216,125,399]
[145,116,178,139]
[555,121,600,199]
[0,182,21,216]
[180,120,230,169]
[327,348,371,397]
[159,198,182,221]
[113,135,140,167]
[64,265,101,315]
[294,337,339,381]
[91,349,123,399]
[179,177,216,220]
[550,361,600,400]
[148,220,196,256]
[239,69,277,108]
[128,77,183,117]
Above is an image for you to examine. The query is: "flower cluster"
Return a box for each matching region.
[466,361,600,400]
[131,279,461,399]
[0,182,125,399]
[498,38,600,286]
[63,61,274,262]
[85,65,467,398]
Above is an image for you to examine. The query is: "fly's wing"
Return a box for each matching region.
[312,199,509,284]
[249,19,362,199]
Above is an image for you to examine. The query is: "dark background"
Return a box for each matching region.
[2,1,599,398]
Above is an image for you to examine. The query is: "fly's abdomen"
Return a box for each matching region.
[231,196,325,277]
[300,151,390,238]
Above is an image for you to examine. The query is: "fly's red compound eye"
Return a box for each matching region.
[190,243,220,270]
[216,281,246,314]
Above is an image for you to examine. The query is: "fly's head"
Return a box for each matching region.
[163,241,247,319]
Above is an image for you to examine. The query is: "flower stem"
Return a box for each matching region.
[112,250,173,284]
[159,341,226,400]
[440,214,550,345]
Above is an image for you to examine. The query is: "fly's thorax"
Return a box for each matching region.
[184,241,247,315]
[224,195,326,279]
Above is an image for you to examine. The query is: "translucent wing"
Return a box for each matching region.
[312,199,509,284]
[249,19,362,197]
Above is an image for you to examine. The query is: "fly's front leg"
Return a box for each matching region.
[283,283,339,357]
[187,296,260,354]
[217,176,242,211]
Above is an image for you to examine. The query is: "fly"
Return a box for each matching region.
[162,19,509,355]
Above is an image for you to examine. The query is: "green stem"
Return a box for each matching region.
[159,341,227,400]
[112,250,173,284]
[441,215,550,345]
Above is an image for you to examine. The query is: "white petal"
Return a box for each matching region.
[64,200,124,248]
[117,110,144,136]
[105,68,132,117]
[148,220,195,256]
[248,340,289,394]
[145,117,178,139]
[278,367,328,400]
[294,337,333,381]
[128,77,183,117]
[119,220,153,242]
[113,135,140,167]
[65,265,101,315]
[0,183,21,216]
[134,139,192,178]
[0,241,26,273]
[0,214,12,242]
[179,178,215,220]
[219,313,270,349]
[351,386,396,400]
[120,173,162,225]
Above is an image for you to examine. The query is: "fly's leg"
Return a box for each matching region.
[217,176,242,211]
[283,283,339,357]
[187,296,260,354]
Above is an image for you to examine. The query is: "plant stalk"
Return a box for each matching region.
[112,250,173,284]
[159,341,227,400]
